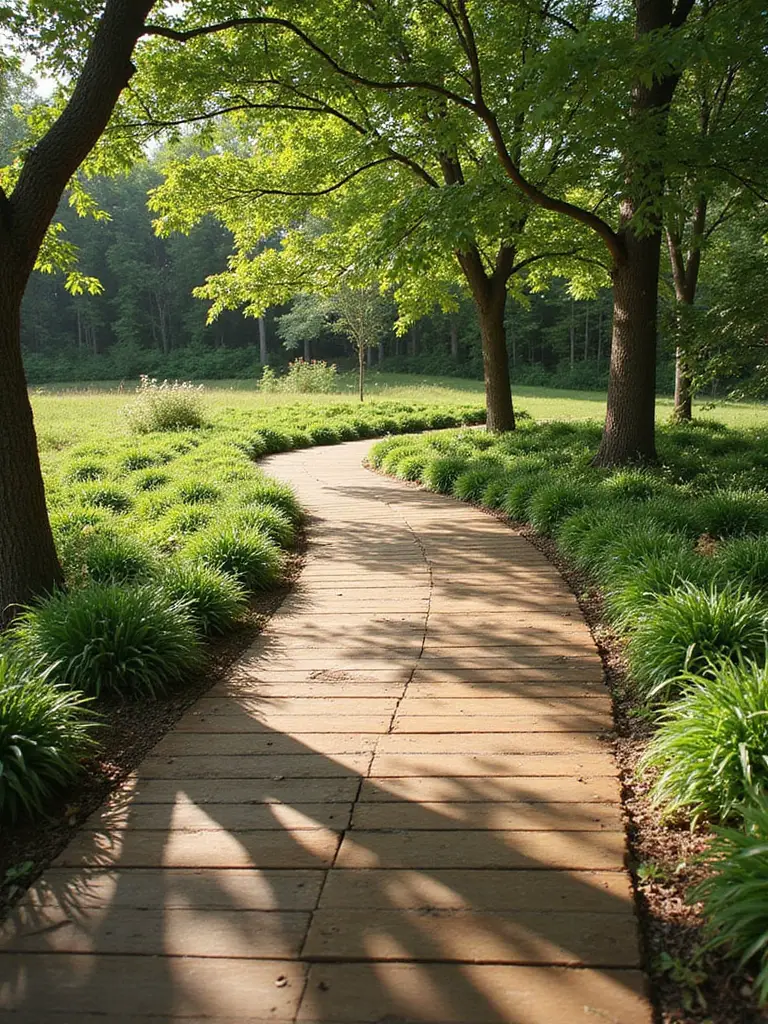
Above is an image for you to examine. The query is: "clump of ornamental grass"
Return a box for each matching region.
[591,523,695,585]
[125,376,206,433]
[0,657,97,822]
[481,470,517,509]
[50,504,109,538]
[121,450,159,472]
[691,489,768,539]
[499,469,553,521]
[10,585,201,698]
[59,529,157,586]
[393,453,429,482]
[133,470,170,492]
[160,562,247,636]
[691,800,768,1006]
[77,484,133,514]
[306,424,342,445]
[420,455,469,494]
[601,468,666,502]
[237,479,303,525]
[715,536,768,597]
[66,460,105,483]
[233,504,296,548]
[176,479,222,505]
[187,524,283,591]
[627,583,768,702]
[527,477,594,536]
[451,460,505,503]
[368,436,411,468]
[603,549,716,629]
[640,659,768,825]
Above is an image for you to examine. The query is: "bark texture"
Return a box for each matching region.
[457,244,516,433]
[595,232,661,465]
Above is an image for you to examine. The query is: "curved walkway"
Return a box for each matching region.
[0,440,651,1023]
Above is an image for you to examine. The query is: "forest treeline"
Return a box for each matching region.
[14,161,696,395]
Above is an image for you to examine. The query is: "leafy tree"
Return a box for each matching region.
[663,0,768,419]
[328,283,392,401]
[142,3,608,433]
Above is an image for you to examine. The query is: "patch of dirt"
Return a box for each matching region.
[0,543,305,920]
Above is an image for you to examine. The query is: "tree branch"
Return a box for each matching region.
[143,15,478,112]
[219,157,398,201]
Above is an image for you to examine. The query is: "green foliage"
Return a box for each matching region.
[160,562,247,636]
[234,504,296,549]
[527,478,593,536]
[125,376,206,433]
[236,479,303,525]
[452,462,505,503]
[187,525,283,592]
[691,489,768,539]
[10,586,201,698]
[641,660,768,824]
[603,549,715,629]
[176,480,221,505]
[692,801,768,1006]
[421,456,469,494]
[76,484,133,513]
[500,470,553,522]
[715,537,768,597]
[59,529,157,586]
[259,359,339,394]
[627,585,768,701]
[0,657,96,822]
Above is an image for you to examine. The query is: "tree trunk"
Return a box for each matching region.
[478,296,515,433]
[569,300,575,370]
[408,326,417,357]
[358,344,365,402]
[366,346,373,369]
[594,231,661,466]
[378,340,385,363]
[584,303,589,361]
[258,315,268,364]
[303,337,311,362]
[450,319,459,359]
[673,349,693,421]
[0,275,63,624]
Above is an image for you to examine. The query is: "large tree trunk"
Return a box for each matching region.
[594,232,661,465]
[457,244,516,432]
[258,315,268,364]
[478,294,515,433]
[0,273,63,623]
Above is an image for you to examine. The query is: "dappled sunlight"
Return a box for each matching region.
[0,438,651,1023]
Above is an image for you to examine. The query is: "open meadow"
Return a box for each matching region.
[31,372,768,445]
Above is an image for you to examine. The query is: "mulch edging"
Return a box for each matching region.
[0,544,305,920]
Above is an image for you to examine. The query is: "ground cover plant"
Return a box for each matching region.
[370,415,768,1011]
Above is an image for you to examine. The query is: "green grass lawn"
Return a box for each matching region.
[30,371,768,442]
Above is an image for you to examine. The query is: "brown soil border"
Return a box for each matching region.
[0,541,305,920]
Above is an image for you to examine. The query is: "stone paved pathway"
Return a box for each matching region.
[0,440,652,1023]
